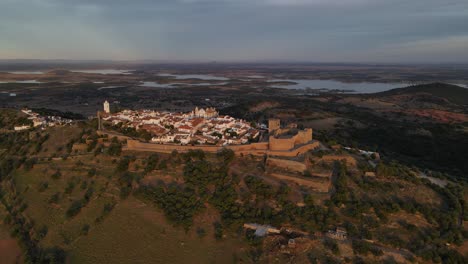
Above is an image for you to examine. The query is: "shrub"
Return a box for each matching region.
[324,238,340,255]
[51,170,62,179]
[80,224,90,236]
[87,168,97,177]
[66,200,83,218]
[64,181,76,194]
[37,225,48,240]
[48,192,61,204]
[214,222,223,240]
[38,181,49,192]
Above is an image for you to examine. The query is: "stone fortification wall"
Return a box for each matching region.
[125,139,319,157]
[268,118,280,133]
[273,128,290,137]
[268,136,295,151]
[321,155,357,167]
[294,129,313,145]
[268,141,320,157]
[126,140,269,154]
[267,158,307,173]
[269,128,313,151]
[268,173,331,193]
[229,142,269,151]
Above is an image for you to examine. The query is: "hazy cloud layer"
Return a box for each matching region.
[0,0,467,62]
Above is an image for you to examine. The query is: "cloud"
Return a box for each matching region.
[179,0,370,5]
[0,0,467,62]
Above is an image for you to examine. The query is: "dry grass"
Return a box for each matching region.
[0,206,22,264]
[10,151,254,264]
[68,197,249,264]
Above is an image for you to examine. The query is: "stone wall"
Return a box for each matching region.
[268,118,281,133]
[126,140,270,154]
[268,173,331,193]
[125,139,319,157]
[268,142,320,157]
[267,158,307,173]
[294,129,313,145]
[321,155,357,167]
[268,136,295,151]
[269,128,313,151]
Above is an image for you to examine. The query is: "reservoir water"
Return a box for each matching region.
[139,81,225,88]
[158,73,229,81]
[269,79,410,93]
[71,69,132,75]
[0,80,42,84]
[8,71,45,74]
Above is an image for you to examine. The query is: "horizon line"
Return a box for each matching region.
[0,58,468,66]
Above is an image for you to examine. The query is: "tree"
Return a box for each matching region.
[66,200,83,218]
[217,148,235,164]
[37,225,48,240]
[144,154,159,174]
[107,142,122,156]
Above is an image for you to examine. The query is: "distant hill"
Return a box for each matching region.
[375,83,468,105]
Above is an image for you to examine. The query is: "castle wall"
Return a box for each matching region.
[268,141,319,157]
[268,118,280,133]
[321,155,357,167]
[125,139,319,157]
[126,140,269,154]
[273,128,290,137]
[267,158,307,173]
[294,129,313,145]
[269,128,313,151]
[269,136,295,151]
[268,173,330,193]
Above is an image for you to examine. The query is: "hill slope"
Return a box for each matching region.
[376,83,468,105]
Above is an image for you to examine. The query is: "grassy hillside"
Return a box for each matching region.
[0,110,467,263]
[375,82,468,105]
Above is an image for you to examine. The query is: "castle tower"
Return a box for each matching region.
[103,100,110,114]
[268,118,280,133]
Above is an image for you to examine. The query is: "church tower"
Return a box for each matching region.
[103,100,110,114]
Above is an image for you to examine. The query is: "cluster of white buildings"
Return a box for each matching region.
[102,104,259,146]
[14,109,73,131]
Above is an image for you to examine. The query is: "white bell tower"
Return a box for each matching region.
[103,100,110,114]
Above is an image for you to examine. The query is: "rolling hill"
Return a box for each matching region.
[375,82,468,105]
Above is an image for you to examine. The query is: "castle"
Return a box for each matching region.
[267,119,313,151]
[121,118,318,157]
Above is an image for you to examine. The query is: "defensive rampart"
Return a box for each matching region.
[268,173,331,193]
[321,155,357,167]
[269,128,313,151]
[98,129,319,157]
[124,139,319,157]
[267,158,307,173]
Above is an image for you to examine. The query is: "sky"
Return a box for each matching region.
[1,0,468,63]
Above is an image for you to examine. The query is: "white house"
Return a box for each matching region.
[14,125,31,131]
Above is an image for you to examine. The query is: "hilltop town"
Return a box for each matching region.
[101,101,260,146]
[99,101,324,159]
